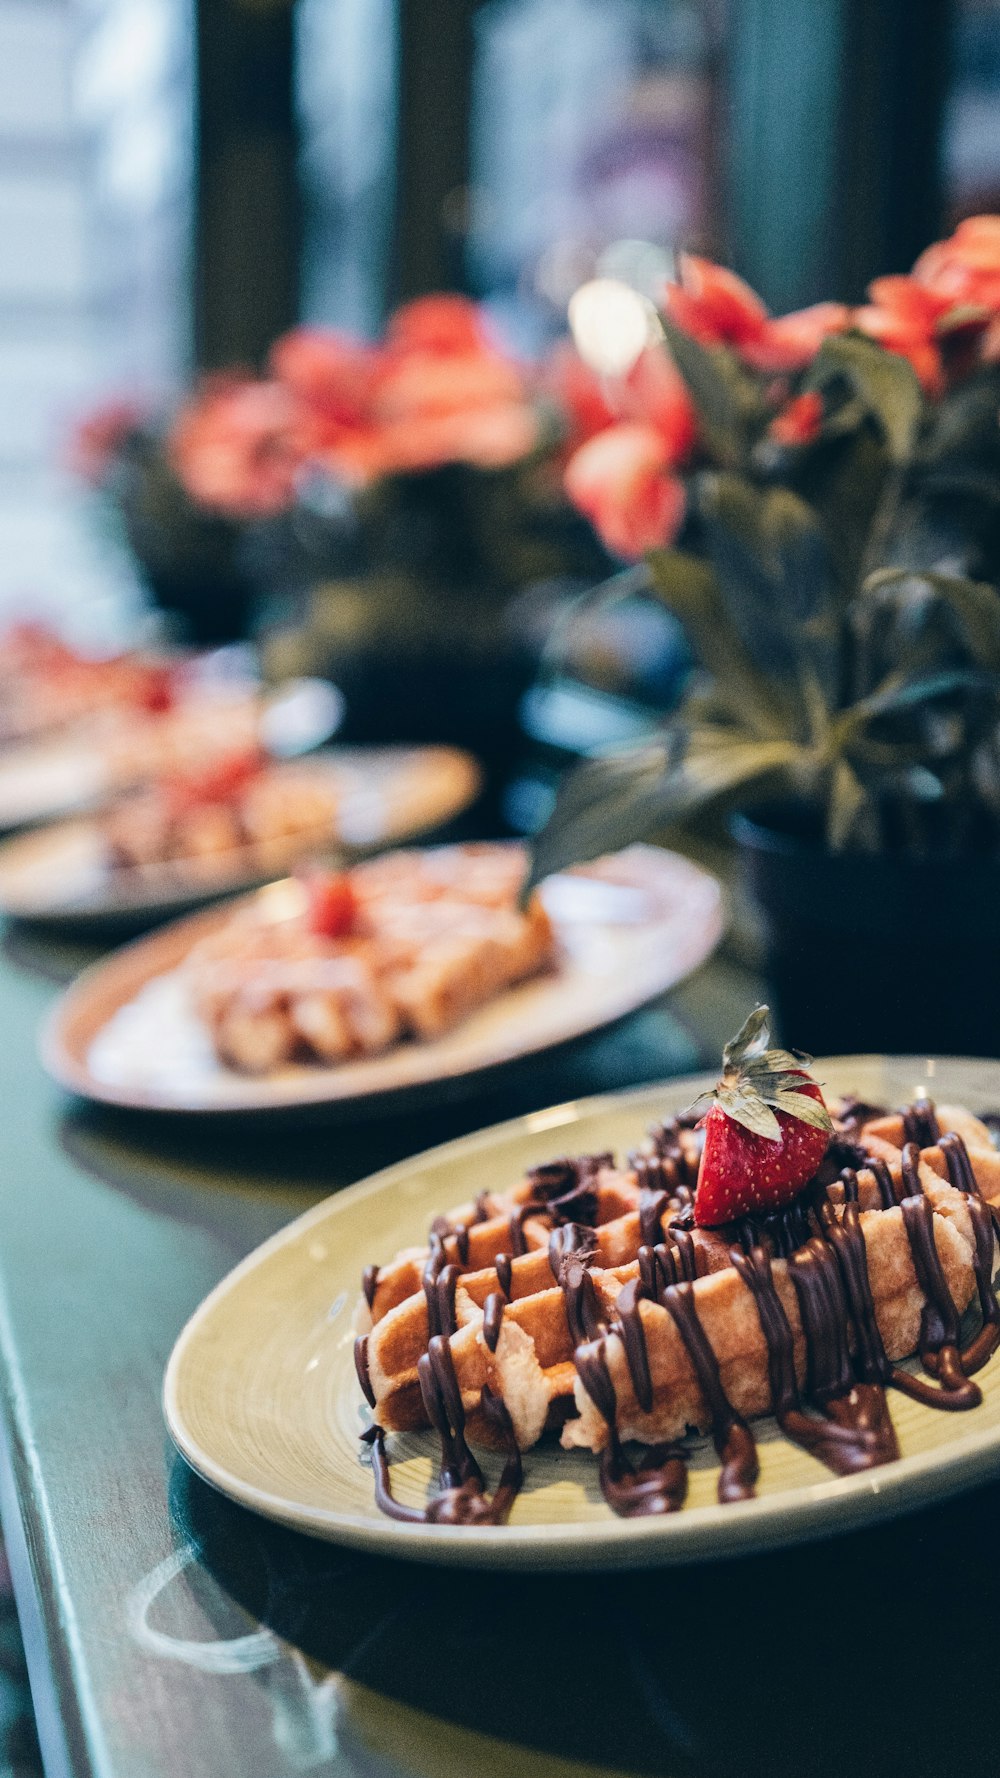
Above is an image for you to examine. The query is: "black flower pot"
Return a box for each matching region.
[732,803,1000,1058]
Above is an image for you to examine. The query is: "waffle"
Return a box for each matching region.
[100,761,338,872]
[185,843,557,1073]
[355,1094,1000,1521]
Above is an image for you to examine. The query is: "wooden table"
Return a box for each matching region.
[0,925,996,1778]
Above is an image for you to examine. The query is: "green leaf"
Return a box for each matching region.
[806,333,923,465]
[826,757,869,850]
[917,362,1000,467]
[791,422,890,601]
[655,727,807,823]
[646,548,795,739]
[863,567,1000,672]
[845,667,1000,728]
[697,473,839,705]
[747,1052,815,1077]
[722,1004,771,1072]
[715,1085,782,1141]
[661,320,766,469]
[522,742,674,893]
[768,1091,834,1133]
[523,725,807,892]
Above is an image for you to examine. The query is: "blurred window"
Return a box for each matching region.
[295,0,398,335]
[74,0,195,389]
[467,0,724,343]
[944,0,1000,220]
[0,0,194,622]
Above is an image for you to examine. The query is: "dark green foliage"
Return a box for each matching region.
[529,331,1000,876]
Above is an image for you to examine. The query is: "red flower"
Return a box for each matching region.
[542,339,619,445]
[564,423,686,560]
[621,346,698,463]
[767,389,824,447]
[269,328,378,426]
[168,377,302,518]
[855,277,946,394]
[663,254,769,349]
[272,299,539,482]
[912,215,1000,314]
[365,303,538,473]
[373,347,527,421]
[741,303,851,372]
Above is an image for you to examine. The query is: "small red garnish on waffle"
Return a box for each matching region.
[164,749,265,813]
[692,1006,833,1227]
[131,662,180,713]
[301,869,357,939]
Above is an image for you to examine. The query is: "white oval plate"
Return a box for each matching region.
[0,746,480,927]
[40,845,723,1113]
[164,1057,1000,1568]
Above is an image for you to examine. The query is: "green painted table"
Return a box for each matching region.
[0,927,996,1778]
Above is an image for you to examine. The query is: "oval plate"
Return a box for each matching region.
[164,1057,1000,1568]
[40,845,723,1114]
[0,746,480,929]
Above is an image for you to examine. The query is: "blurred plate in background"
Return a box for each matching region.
[0,746,481,930]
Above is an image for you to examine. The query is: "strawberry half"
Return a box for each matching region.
[692,1005,833,1228]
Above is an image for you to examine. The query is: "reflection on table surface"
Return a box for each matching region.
[151,1453,1000,1778]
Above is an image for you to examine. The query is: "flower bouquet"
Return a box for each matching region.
[528,218,1000,1053]
[76,297,604,764]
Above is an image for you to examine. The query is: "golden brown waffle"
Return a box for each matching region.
[357,1099,1000,1465]
[183,843,556,1072]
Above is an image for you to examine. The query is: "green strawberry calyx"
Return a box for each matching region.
[693,1005,834,1144]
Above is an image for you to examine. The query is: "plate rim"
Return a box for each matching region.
[163,1058,1000,1568]
[38,844,725,1114]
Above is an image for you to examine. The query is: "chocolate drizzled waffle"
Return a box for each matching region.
[355,1098,1000,1525]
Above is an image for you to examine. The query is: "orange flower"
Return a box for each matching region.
[767,389,823,447]
[168,378,302,518]
[385,294,488,355]
[564,423,686,560]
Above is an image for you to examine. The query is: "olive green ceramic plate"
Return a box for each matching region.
[0,745,480,929]
[164,1056,1000,1568]
[42,845,722,1113]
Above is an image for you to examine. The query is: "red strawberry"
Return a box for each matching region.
[692,1006,832,1228]
[302,869,356,939]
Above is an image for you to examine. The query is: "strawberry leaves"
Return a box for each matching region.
[704,1004,834,1141]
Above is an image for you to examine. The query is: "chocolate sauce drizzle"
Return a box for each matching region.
[359,1094,1000,1528]
[362,1341,522,1526]
[574,1340,688,1517]
[902,1096,941,1148]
